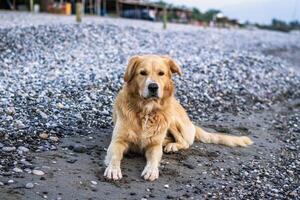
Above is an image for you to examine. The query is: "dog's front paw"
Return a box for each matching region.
[164,142,178,153]
[141,165,159,181]
[104,165,122,180]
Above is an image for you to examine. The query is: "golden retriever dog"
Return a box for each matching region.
[104,55,253,181]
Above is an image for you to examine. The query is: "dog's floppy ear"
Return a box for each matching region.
[124,56,141,82]
[161,56,182,76]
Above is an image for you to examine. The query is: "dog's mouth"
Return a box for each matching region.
[144,96,159,101]
[143,93,160,101]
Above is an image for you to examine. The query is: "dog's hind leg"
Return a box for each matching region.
[163,122,195,153]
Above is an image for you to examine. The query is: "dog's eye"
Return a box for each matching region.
[140,71,147,76]
[158,71,165,76]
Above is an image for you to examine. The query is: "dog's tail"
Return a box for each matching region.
[194,126,253,147]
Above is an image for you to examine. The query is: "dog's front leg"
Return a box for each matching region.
[104,139,128,180]
[141,144,163,181]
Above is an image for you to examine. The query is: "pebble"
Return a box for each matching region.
[6,107,16,115]
[66,158,77,164]
[8,180,14,184]
[57,103,64,109]
[73,144,87,153]
[32,169,45,176]
[2,146,16,152]
[18,146,29,153]
[38,111,48,119]
[49,136,59,142]
[0,182,4,186]
[15,120,26,129]
[13,167,23,173]
[25,182,34,189]
[164,184,169,188]
[91,181,97,185]
[288,190,297,197]
[39,133,49,139]
[24,169,32,173]
[20,159,32,167]
[183,161,195,169]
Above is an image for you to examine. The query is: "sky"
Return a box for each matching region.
[160,0,300,24]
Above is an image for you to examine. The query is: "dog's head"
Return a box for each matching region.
[124,55,182,100]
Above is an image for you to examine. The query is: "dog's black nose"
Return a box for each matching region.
[148,83,159,93]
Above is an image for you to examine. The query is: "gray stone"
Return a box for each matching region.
[73,144,87,153]
[32,169,45,176]
[38,111,48,119]
[6,107,15,115]
[18,146,29,153]
[49,136,59,142]
[2,147,16,152]
[25,182,34,189]
[20,159,32,167]
[15,120,25,129]
[13,167,23,173]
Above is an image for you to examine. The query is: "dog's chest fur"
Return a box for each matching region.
[125,107,169,151]
[119,98,170,150]
[133,112,164,148]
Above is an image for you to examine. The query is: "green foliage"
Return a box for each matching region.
[202,9,220,21]
[257,18,300,32]
[154,0,300,32]
[191,8,202,20]
[167,11,179,20]
[289,20,300,30]
[154,1,220,22]
[155,0,168,7]
[191,8,220,21]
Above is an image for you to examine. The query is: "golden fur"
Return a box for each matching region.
[104,55,253,181]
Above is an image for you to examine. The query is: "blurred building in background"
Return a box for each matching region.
[0,0,242,28]
[0,0,192,23]
[0,0,73,14]
[115,0,192,23]
[214,13,240,28]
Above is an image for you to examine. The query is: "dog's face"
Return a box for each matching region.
[124,55,182,100]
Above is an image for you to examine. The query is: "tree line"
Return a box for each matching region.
[155,1,300,32]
